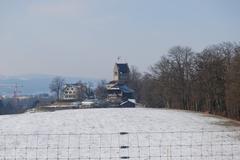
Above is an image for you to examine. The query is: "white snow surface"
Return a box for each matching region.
[0,108,239,159]
[0,108,239,134]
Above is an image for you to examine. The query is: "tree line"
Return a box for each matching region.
[128,42,240,120]
[0,96,49,115]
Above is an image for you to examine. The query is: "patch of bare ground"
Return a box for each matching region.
[205,115,240,140]
[213,120,240,127]
[207,117,240,141]
[201,112,240,127]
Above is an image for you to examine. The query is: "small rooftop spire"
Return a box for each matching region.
[116,56,127,63]
[117,56,121,62]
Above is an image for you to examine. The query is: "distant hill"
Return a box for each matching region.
[0,74,100,96]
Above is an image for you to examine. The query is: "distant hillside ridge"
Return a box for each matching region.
[0,74,100,95]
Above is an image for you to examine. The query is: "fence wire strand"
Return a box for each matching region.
[0,130,240,160]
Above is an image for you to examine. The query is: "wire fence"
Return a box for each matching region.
[0,130,240,160]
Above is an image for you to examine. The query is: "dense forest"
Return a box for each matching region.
[128,42,240,120]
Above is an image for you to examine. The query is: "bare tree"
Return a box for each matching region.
[95,80,108,100]
[49,76,65,101]
[148,46,195,109]
[135,42,240,120]
[225,46,240,120]
[75,80,88,101]
[128,66,142,102]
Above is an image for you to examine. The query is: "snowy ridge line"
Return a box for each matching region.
[0,129,240,136]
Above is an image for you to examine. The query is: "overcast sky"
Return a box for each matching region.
[0,0,240,80]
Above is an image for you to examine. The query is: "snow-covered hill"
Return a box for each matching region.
[0,108,239,134]
[0,108,239,159]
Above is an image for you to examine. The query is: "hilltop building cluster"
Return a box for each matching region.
[106,63,136,107]
[61,83,94,101]
[59,62,136,107]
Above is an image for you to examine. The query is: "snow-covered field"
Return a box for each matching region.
[0,107,239,159]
